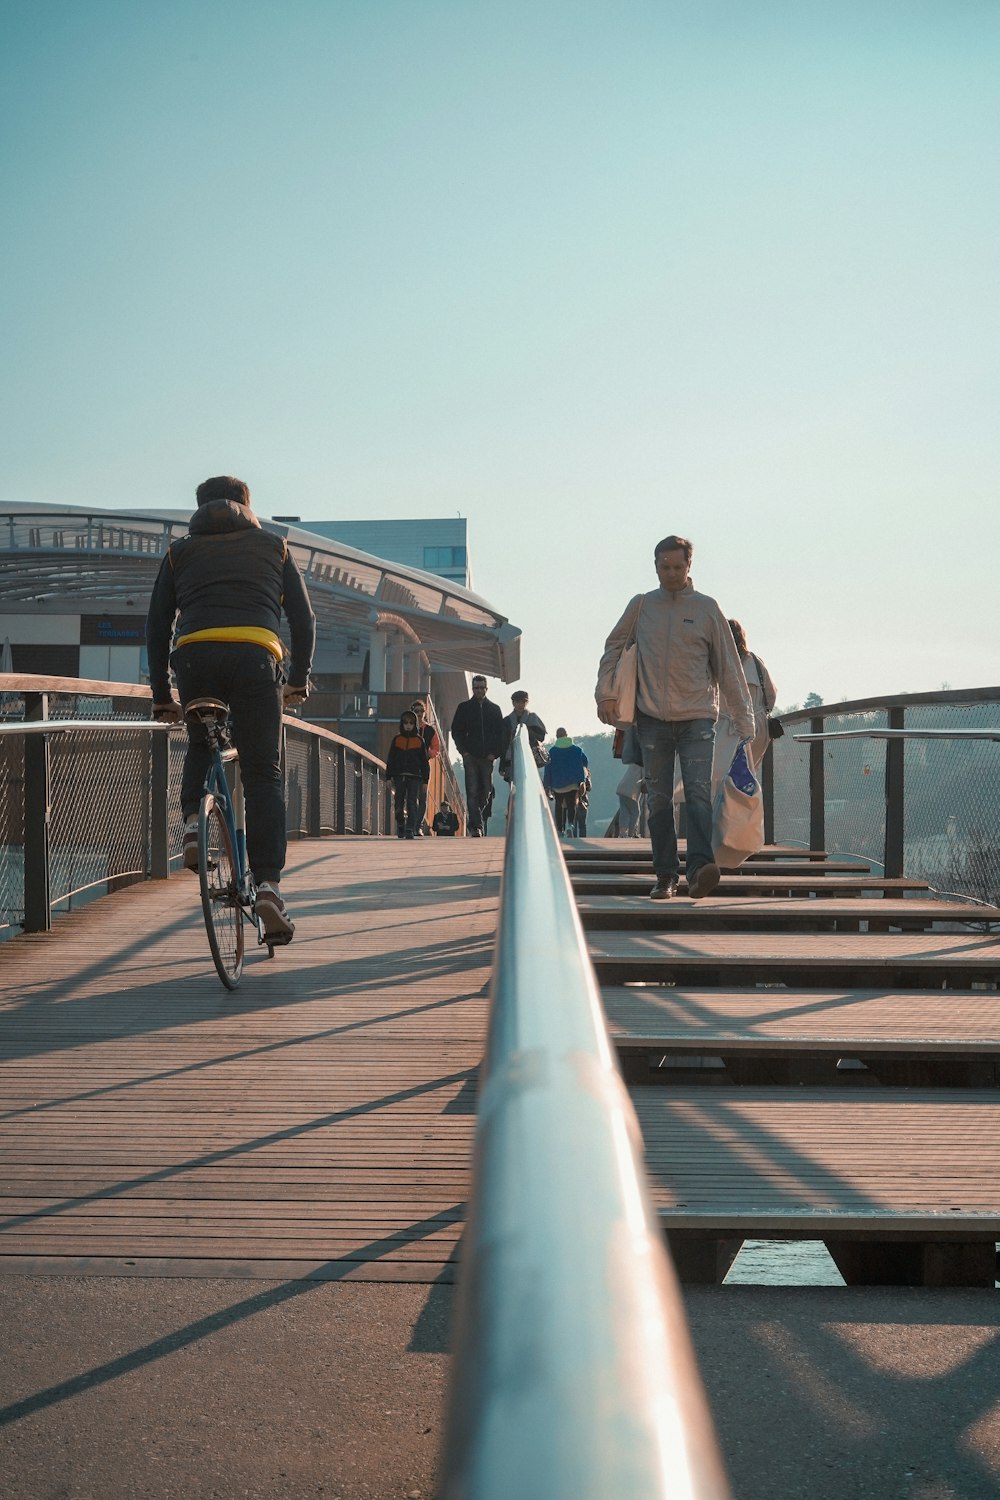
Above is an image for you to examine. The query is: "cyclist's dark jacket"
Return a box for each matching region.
[145,501,315,702]
[450,695,503,758]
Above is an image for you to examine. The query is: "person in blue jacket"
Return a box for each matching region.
[543,729,589,837]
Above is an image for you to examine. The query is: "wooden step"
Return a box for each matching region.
[632,1084,1000,1285]
[602,985,1000,1087]
[577,896,997,933]
[572,874,930,898]
[564,840,830,862]
[588,931,1000,988]
[567,859,873,877]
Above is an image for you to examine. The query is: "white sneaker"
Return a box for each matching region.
[182,816,199,872]
[255,883,295,944]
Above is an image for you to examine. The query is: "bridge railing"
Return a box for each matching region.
[765,686,1000,904]
[440,727,730,1500]
[0,674,391,936]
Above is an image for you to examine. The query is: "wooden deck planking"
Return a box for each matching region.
[601,986,1000,1051]
[633,1085,1000,1231]
[589,929,1000,986]
[565,859,873,877]
[572,874,929,897]
[0,837,501,1281]
[577,896,996,931]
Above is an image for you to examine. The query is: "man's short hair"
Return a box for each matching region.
[197,476,251,508]
[556,726,567,738]
[654,534,693,564]
[511,690,528,702]
[471,675,487,686]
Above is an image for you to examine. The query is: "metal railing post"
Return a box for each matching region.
[307,735,322,837]
[150,729,170,878]
[336,745,347,832]
[809,714,825,852]
[761,746,775,845]
[23,693,51,933]
[884,706,905,878]
[353,755,364,832]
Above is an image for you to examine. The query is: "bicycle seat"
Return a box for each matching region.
[184,697,231,727]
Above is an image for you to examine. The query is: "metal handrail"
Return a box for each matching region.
[440,728,730,1500]
[793,728,1000,743]
[0,719,176,737]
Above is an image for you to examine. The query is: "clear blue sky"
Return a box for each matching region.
[3,1,997,730]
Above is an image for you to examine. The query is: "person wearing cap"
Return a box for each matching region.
[146,475,315,942]
[499,690,547,780]
[432,799,460,836]
[449,675,503,835]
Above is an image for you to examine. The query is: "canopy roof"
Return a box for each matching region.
[0,503,521,681]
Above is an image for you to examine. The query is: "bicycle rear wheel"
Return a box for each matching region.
[198,794,244,988]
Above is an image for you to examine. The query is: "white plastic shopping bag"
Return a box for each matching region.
[712,743,764,867]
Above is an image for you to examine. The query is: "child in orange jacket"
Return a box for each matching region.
[385,710,430,838]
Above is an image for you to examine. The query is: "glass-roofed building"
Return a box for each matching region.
[0,502,520,758]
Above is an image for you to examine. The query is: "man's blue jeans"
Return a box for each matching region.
[635,713,716,879]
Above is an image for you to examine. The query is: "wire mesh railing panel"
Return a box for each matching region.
[318,742,339,834]
[45,692,149,723]
[769,731,810,847]
[283,729,312,836]
[902,700,1000,903]
[167,733,187,867]
[818,710,889,869]
[343,752,358,834]
[0,735,25,928]
[48,729,150,908]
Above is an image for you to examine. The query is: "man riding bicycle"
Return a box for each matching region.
[146,476,316,942]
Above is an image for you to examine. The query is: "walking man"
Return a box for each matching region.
[595,534,753,900]
[499,689,547,780]
[450,675,503,836]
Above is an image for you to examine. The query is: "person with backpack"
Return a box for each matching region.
[542,729,589,837]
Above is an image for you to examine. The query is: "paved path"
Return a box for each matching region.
[1,838,501,1281]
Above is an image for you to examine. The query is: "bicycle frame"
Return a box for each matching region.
[184,698,270,988]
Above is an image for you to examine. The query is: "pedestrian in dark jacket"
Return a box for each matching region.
[146,475,315,944]
[432,799,460,836]
[385,710,430,838]
[449,675,503,836]
[500,689,547,781]
[410,697,441,835]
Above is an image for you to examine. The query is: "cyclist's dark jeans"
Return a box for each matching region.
[171,642,286,884]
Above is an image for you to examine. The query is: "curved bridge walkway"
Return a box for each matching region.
[0,839,502,1281]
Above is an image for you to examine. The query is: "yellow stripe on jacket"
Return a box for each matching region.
[175,626,284,663]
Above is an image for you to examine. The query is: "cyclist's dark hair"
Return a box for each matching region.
[197,476,251,508]
[654,534,693,563]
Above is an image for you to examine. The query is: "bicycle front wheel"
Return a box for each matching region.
[198,794,244,989]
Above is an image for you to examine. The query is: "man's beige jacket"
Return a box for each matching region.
[595,580,754,736]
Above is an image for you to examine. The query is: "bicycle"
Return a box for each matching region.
[183,696,286,989]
